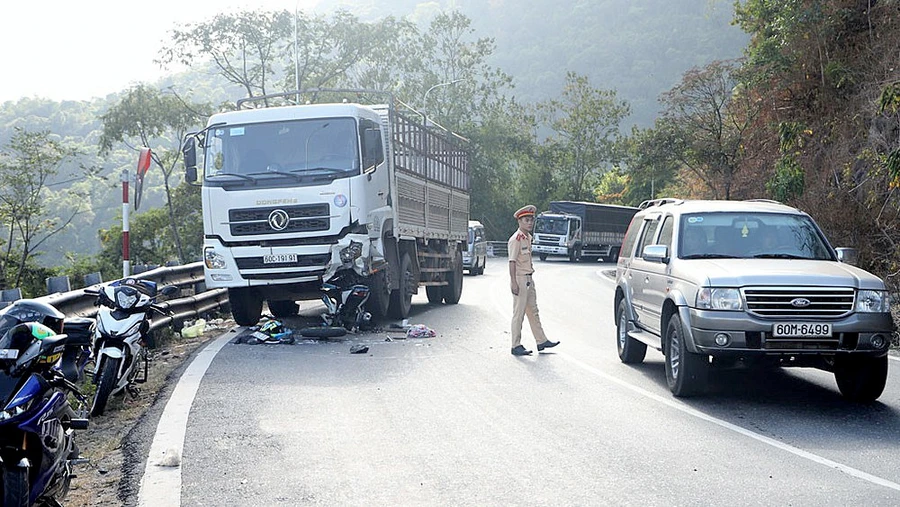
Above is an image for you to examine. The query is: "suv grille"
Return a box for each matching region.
[743,287,855,318]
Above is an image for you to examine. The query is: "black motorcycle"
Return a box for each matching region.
[0,321,89,507]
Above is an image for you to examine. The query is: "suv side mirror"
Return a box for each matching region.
[642,244,669,264]
[835,247,858,265]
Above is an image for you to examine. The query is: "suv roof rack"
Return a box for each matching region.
[638,198,683,209]
[744,199,784,205]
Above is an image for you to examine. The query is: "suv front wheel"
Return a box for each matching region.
[664,313,708,397]
[616,299,646,364]
[833,354,888,403]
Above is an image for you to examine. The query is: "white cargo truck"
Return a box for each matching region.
[182,90,470,326]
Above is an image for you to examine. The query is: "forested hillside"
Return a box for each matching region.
[317,0,749,126]
[0,1,897,296]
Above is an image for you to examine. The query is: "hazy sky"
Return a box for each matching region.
[0,0,321,103]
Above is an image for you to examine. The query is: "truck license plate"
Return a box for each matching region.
[772,322,832,337]
[263,254,297,264]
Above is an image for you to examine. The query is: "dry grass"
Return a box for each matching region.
[63,322,225,506]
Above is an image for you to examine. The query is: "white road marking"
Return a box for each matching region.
[138,333,233,507]
[558,351,900,492]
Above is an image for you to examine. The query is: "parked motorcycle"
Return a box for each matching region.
[85,278,177,417]
[0,321,89,507]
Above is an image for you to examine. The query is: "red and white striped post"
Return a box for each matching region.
[121,168,130,278]
[123,147,152,278]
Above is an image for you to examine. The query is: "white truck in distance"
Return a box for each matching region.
[182,90,470,326]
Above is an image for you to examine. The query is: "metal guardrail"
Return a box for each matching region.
[487,241,508,258]
[36,262,229,332]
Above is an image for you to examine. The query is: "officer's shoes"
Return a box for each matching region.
[511,345,532,356]
[537,340,559,351]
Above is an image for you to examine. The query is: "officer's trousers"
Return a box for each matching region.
[511,273,549,348]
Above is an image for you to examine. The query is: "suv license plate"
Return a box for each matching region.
[263,254,297,264]
[772,322,832,337]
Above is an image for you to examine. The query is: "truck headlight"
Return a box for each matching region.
[696,288,743,311]
[204,248,227,270]
[856,290,890,313]
[340,241,363,263]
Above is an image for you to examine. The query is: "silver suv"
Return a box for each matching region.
[614,199,895,401]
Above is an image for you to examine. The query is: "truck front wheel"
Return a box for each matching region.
[539,254,548,261]
[834,354,888,402]
[366,270,391,319]
[442,252,463,304]
[229,288,263,327]
[388,253,414,319]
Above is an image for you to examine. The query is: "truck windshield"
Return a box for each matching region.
[534,218,568,235]
[679,212,835,260]
[203,118,359,185]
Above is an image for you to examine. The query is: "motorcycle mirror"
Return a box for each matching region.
[160,285,180,297]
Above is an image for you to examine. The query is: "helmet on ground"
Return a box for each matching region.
[259,319,285,336]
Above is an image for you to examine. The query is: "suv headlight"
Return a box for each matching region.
[696,288,743,311]
[204,248,227,269]
[856,289,890,313]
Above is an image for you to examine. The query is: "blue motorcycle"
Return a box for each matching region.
[0,321,89,507]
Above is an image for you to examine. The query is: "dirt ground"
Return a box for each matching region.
[62,320,228,507]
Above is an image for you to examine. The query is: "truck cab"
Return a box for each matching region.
[532,212,583,262]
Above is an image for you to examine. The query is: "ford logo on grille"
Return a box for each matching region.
[267,209,290,231]
[790,297,811,308]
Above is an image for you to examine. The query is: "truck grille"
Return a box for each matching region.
[743,287,855,318]
[229,204,330,236]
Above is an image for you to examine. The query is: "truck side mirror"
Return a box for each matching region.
[182,136,198,183]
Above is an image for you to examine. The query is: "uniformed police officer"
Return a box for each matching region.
[508,205,559,356]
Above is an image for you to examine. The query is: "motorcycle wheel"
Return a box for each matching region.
[91,357,121,417]
[298,326,347,338]
[2,466,29,507]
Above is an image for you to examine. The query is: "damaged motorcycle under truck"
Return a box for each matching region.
[182,89,471,326]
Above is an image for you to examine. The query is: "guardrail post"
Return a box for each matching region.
[46,276,72,294]
[84,272,102,287]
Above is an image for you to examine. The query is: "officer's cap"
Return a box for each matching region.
[514,205,536,219]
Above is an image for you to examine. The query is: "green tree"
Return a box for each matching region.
[99,85,210,263]
[0,128,79,288]
[619,123,681,206]
[159,9,293,102]
[538,72,631,201]
[660,60,759,199]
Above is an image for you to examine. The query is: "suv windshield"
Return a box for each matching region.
[203,118,360,185]
[678,212,834,260]
[534,217,568,235]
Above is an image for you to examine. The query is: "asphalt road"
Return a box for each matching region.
[140,257,900,506]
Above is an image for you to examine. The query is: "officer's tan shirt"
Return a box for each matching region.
[507,228,534,275]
